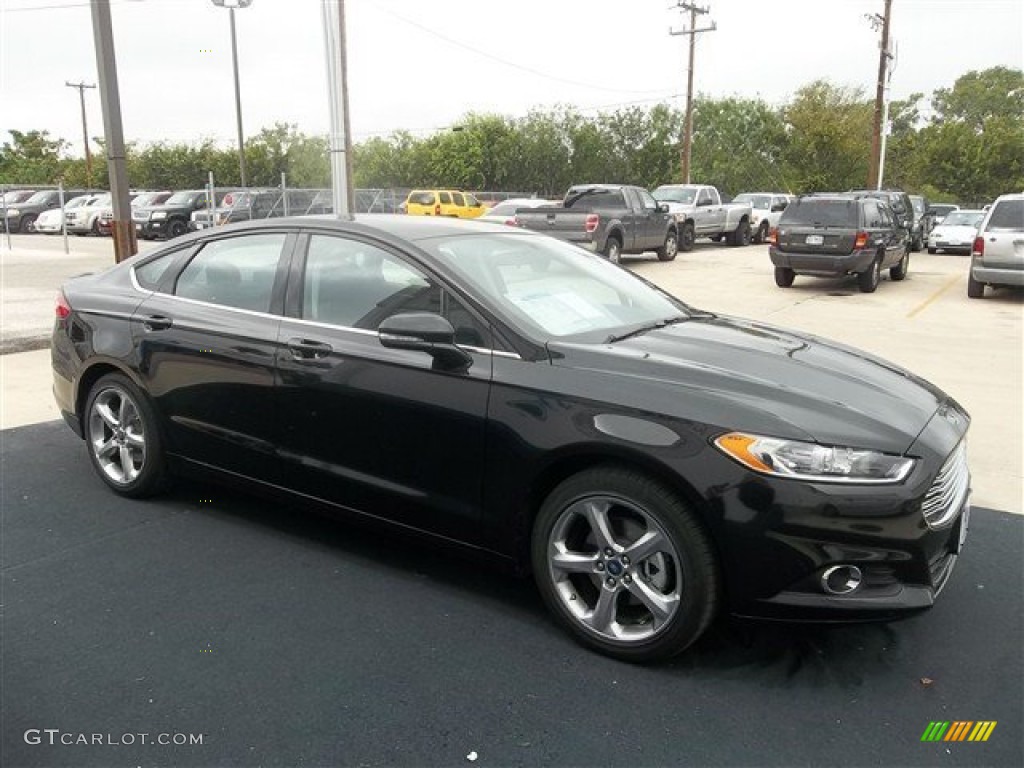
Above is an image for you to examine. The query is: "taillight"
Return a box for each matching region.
[55,291,71,319]
[505,218,518,226]
[972,236,984,257]
[585,213,600,233]
[434,203,441,216]
[767,227,778,245]
[854,231,869,249]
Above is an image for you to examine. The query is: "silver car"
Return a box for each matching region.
[968,193,1024,298]
[928,209,985,254]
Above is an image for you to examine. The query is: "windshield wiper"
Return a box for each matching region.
[605,316,690,344]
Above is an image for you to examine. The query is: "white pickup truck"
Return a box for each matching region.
[652,184,753,250]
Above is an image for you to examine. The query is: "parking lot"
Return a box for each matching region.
[2,233,1022,767]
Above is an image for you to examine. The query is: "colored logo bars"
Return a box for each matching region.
[921,721,997,742]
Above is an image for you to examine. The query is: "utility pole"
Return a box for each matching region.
[65,80,97,188]
[670,2,716,184]
[867,0,893,189]
[91,0,137,263]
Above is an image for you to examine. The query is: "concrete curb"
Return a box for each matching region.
[1,334,51,355]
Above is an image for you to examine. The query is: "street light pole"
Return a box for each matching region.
[322,0,355,219]
[212,0,252,188]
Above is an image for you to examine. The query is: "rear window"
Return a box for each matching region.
[985,199,1024,231]
[781,199,859,227]
[564,189,624,209]
[408,192,435,206]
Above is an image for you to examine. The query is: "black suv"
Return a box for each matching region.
[4,188,89,233]
[134,190,210,239]
[769,193,910,292]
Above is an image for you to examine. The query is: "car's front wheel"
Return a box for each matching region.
[532,466,720,663]
[166,219,188,239]
[85,373,168,497]
[657,230,678,262]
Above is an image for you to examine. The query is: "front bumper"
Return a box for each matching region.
[135,219,167,237]
[770,246,876,276]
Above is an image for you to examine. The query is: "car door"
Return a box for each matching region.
[693,187,718,235]
[438,191,455,216]
[874,202,903,267]
[131,231,294,481]
[620,188,644,251]
[636,188,667,250]
[274,231,493,539]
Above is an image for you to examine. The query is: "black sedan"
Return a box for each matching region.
[52,216,971,662]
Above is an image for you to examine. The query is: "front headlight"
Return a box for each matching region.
[151,211,167,220]
[714,432,915,484]
[6,209,19,217]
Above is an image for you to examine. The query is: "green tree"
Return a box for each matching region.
[0,130,68,184]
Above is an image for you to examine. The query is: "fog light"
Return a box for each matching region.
[821,565,863,595]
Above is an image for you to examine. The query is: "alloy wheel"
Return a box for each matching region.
[88,386,147,486]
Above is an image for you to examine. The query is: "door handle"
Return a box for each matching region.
[287,338,332,360]
[142,315,173,331]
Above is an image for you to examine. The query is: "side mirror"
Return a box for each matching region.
[658,203,670,213]
[379,312,472,371]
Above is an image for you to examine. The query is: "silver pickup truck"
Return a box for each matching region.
[652,184,754,250]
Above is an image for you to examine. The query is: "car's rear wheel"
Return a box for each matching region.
[927,247,936,254]
[774,266,795,287]
[890,249,910,281]
[967,271,985,298]
[166,219,187,239]
[679,222,695,252]
[858,255,882,293]
[603,236,622,264]
[657,230,678,262]
[729,220,751,247]
[532,466,720,663]
[753,221,769,244]
[18,214,37,233]
[85,373,168,497]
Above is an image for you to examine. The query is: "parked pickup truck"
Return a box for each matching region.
[651,184,753,250]
[514,184,680,263]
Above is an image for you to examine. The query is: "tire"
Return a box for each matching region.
[679,221,695,252]
[774,266,795,287]
[532,466,720,663]
[967,270,985,298]
[166,219,188,239]
[753,221,769,245]
[84,373,169,498]
[728,220,751,247]
[911,235,923,253]
[927,247,936,254]
[603,236,622,264]
[18,214,37,233]
[91,218,101,236]
[890,249,910,281]
[656,230,678,262]
[858,254,882,293]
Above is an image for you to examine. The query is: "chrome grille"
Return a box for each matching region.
[922,443,969,529]
[132,210,149,223]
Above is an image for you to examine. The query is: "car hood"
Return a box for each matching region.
[931,225,977,239]
[548,314,951,455]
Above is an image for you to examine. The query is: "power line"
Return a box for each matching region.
[366,2,671,97]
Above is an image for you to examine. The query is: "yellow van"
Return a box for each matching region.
[404,189,486,219]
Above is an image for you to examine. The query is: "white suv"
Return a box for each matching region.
[968,193,1024,298]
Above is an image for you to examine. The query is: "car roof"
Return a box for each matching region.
[187,213,526,241]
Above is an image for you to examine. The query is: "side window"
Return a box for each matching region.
[638,189,659,210]
[862,200,881,228]
[302,235,489,344]
[465,193,481,207]
[439,192,453,205]
[697,189,713,206]
[134,250,180,290]
[876,203,893,228]
[174,233,286,312]
[451,192,465,207]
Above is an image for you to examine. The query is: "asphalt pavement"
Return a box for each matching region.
[2,420,1022,768]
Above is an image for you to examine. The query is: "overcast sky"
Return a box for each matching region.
[1,0,1022,155]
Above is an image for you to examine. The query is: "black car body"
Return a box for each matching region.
[52,216,971,662]
[4,188,89,233]
[770,193,911,292]
[134,190,211,240]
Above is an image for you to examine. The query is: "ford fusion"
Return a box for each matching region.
[52,216,971,662]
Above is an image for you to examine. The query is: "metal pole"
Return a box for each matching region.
[322,0,354,219]
[281,172,288,216]
[1,185,10,250]
[868,0,893,189]
[877,92,891,190]
[91,0,136,263]
[229,8,247,188]
[59,181,69,255]
[207,171,216,227]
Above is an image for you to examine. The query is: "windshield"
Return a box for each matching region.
[940,211,984,228]
[782,199,859,227]
[910,196,926,214]
[221,191,250,208]
[63,195,90,209]
[25,191,56,204]
[930,204,958,216]
[164,192,196,206]
[90,194,111,206]
[733,194,771,209]
[3,191,36,204]
[652,187,696,205]
[420,233,688,340]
